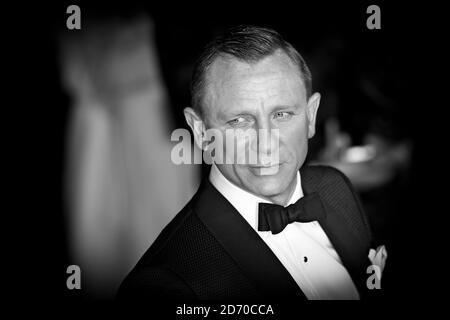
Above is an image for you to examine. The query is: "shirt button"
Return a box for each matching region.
[303,256,308,263]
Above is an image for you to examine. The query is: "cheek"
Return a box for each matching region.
[280,120,309,158]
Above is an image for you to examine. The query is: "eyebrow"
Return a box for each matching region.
[218,103,301,121]
[270,104,300,112]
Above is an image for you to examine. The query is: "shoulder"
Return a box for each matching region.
[117,264,196,301]
[302,164,372,242]
[302,164,362,213]
[117,207,202,300]
[301,164,348,180]
[117,198,202,299]
[127,192,212,271]
[301,164,354,192]
[138,202,196,262]
[118,183,228,300]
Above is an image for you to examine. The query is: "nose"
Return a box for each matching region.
[252,118,280,165]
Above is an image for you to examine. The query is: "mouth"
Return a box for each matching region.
[248,163,282,175]
[248,161,282,168]
[249,164,278,168]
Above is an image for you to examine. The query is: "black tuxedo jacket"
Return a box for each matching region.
[117,165,375,301]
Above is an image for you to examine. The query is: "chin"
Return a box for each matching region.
[245,172,292,198]
[254,182,287,198]
[232,163,298,198]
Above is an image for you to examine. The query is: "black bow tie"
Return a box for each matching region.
[258,193,326,234]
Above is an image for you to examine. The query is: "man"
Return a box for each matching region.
[118,25,386,301]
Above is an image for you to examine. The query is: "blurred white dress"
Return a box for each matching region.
[61,17,199,298]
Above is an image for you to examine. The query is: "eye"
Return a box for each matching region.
[227,117,248,127]
[273,111,293,120]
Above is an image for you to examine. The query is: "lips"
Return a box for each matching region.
[248,163,281,175]
[249,164,279,169]
[248,162,282,168]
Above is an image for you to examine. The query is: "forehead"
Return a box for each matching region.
[204,50,306,113]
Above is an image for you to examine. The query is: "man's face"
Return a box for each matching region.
[198,50,320,203]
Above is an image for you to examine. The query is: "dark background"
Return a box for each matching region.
[7,1,438,309]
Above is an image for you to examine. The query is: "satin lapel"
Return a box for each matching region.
[300,166,369,294]
[193,179,306,300]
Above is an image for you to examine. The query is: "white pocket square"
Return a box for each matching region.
[368,245,388,278]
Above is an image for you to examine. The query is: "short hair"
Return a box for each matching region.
[190,25,312,119]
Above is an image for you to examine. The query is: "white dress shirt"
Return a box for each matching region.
[209,164,360,300]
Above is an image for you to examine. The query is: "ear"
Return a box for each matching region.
[184,107,206,150]
[305,92,321,139]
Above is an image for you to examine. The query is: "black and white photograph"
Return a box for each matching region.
[8,1,438,316]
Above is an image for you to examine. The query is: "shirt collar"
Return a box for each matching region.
[209,163,303,231]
